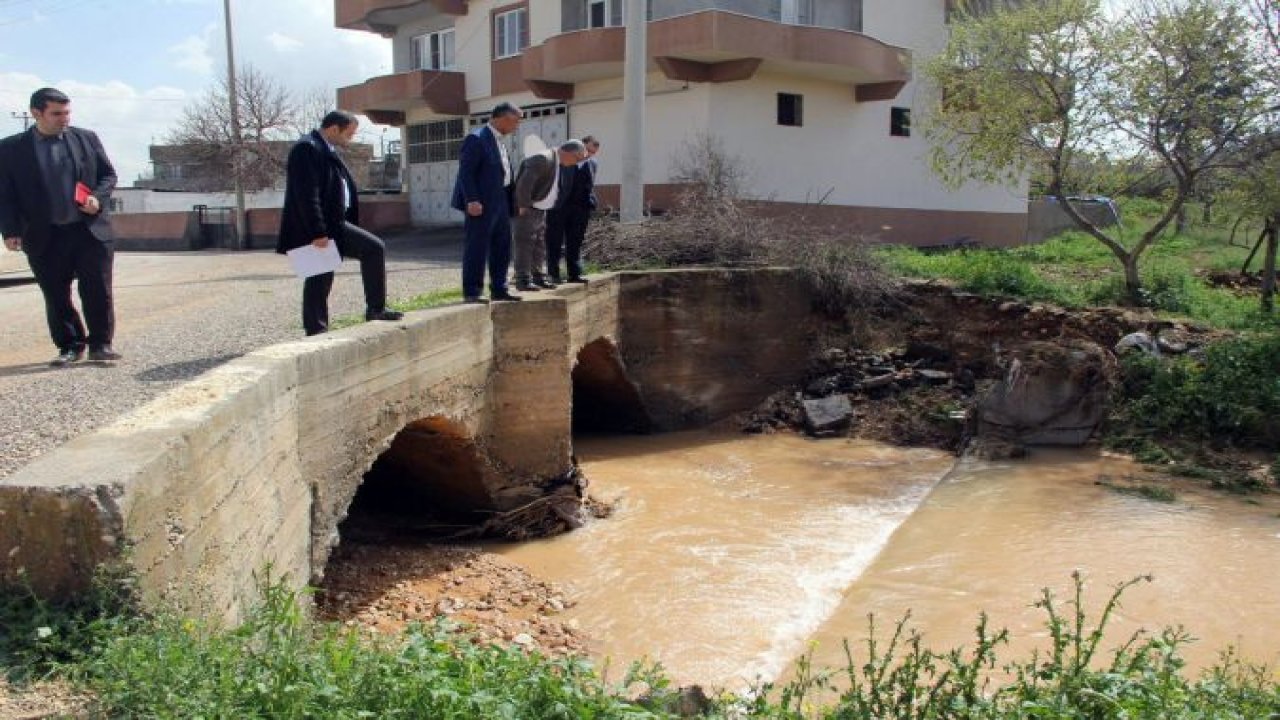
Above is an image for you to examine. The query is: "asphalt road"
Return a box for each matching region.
[0,228,465,480]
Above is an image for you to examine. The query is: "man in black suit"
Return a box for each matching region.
[277,110,403,336]
[0,87,120,366]
[549,135,599,284]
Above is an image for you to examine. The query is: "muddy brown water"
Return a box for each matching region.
[492,430,1280,690]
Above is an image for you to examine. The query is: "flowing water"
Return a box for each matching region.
[492,430,1280,689]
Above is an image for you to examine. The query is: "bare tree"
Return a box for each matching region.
[288,86,340,140]
[165,65,298,192]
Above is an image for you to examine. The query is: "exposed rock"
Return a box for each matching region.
[802,395,854,435]
[974,340,1115,446]
[1116,332,1159,356]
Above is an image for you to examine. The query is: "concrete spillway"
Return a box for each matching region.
[0,269,820,620]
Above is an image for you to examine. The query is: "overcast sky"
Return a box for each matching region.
[0,0,395,186]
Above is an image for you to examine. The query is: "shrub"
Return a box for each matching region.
[1113,334,1280,449]
[584,133,893,313]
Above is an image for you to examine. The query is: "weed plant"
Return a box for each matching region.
[4,573,1279,718]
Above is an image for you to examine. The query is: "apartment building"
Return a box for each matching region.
[335,0,1028,245]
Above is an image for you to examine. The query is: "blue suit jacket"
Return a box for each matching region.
[450,125,510,215]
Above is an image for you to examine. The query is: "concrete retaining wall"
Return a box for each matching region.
[111,211,204,251]
[0,269,821,619]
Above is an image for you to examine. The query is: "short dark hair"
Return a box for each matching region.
[560,139,586,154]
[320,110,359,130]
[491,102,522,120]
[581,135,599,147]
[30,87,70,111]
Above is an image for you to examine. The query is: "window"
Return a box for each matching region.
[494,8,529,59]
[777,93,803,127]
[405,118,465,164]
[780,0,814,25]
[411,29,456,71]
[890,107,911,137]
[587,0,624,28]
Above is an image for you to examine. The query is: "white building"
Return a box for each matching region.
[336,0,1028,246]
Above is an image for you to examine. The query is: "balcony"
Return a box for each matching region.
[523,10,910,101]
[335,0,466,35]
[338,69,468,125]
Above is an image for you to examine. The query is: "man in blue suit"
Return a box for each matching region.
[451,103,523,303]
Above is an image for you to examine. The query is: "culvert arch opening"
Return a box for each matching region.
[572,337,651,435]
[338,416,495,541]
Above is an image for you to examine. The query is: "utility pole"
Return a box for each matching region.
[10,111,31,131]
[620,0,647,224]
[223,0,248,249]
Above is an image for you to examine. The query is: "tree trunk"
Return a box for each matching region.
[1175,204,1188,235]
[1262,216,1278,315]
[1201,201,1211,225]
[1123,253,1144,305]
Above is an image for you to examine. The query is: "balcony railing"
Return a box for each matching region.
[561,0,862,33]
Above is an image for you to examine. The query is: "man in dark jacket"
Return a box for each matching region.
[0,87,120,366]
[549,135,599,284]
[277,110,402,336]
[450,102,522,303]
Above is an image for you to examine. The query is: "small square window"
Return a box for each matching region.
[891,107,911,137]
[777,93,803,127]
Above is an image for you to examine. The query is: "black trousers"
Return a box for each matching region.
[544,208,572,281]
[563,207,590,280]
[26,222,114,352]
[302,222,387,336]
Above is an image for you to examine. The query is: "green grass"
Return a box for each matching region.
[3,573,1278,718]
[875,205,1279,331]
[331,288,464,330]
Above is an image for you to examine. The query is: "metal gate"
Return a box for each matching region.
[194,205,237,248]
[404,103,569,226]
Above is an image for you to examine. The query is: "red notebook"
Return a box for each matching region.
[74,182,92,205]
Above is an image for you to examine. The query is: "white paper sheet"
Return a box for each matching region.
[285,240,342,279]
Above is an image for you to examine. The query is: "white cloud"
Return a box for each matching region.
[168,28,215,76]
[266,32,303,54]
[1,72,190,187]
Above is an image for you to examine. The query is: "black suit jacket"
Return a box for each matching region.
[276,130,360,254]
[0,126,117,256]
[566,158,597,212]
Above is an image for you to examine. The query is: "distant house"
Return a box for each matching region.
[135,140,386,193]
[334,0,1029,246]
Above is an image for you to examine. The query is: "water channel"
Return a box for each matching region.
[492,430,1280,690]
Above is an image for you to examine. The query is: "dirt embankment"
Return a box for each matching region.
[316,543,587,657]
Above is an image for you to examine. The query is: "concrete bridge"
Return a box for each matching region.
[0,269,818,619]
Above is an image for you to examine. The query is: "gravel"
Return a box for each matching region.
[0,228,465,481]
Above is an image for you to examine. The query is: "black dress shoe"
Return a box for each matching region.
[49,347,84,367]
[490,291,523,302]
[566,276,589,284]
[366,309,404,321]
[514,283,541,292]
[533,278,558,289]
[464,296,490,304]
[87,346,121,362]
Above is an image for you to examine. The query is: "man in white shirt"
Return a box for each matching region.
[511,140,586,292]
[450,103,523,303]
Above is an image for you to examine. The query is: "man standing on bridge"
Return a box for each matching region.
[277,110,403,336]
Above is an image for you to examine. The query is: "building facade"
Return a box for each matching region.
[336,0,1028,245]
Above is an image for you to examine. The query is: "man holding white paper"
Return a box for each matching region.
[277,110,402,336]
